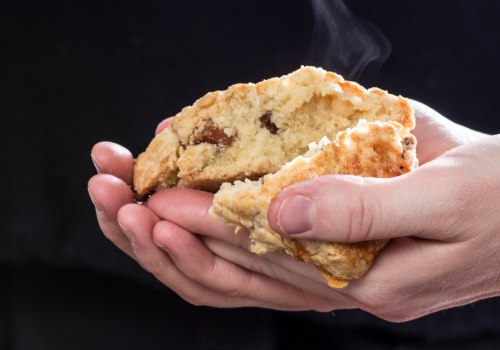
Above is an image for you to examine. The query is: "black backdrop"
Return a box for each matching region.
[2,1,500,349]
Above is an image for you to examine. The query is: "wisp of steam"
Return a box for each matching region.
[306,0,391,83]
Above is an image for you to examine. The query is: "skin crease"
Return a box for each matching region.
[87,100,500,322]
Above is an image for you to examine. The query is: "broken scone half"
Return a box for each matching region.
[133,66,418,287]
[133,66,414,197]
[210,120,417,288]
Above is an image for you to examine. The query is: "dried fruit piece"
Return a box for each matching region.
[194,124,236,146]
[259,111,279,134]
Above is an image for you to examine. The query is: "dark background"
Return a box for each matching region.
[2,0,500,349]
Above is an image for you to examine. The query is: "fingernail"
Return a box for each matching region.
[87,188,104,213]
[153,239,171,255]
[91,153,102,174]
[119,222,135,245]
[153,239,164,249]
[276,195,315,235]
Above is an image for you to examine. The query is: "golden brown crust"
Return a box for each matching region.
[210,121,418,287]
[133,128,180,199]
[133,66,414,196]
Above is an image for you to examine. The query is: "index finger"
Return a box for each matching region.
[147,188,250,248]
[409,99,485,164]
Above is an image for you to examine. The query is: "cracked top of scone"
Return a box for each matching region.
[133,66,414,197]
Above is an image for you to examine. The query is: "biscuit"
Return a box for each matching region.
[133,66,414,197]
[210,120,417,287]
[132,66,417,287]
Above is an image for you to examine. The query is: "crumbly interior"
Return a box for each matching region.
[133,66,414,196]
[210,120,418,287]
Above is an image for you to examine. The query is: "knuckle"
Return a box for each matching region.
[202,260,251,299]
[428,168,481,237]
[342,190,377,242]
[222,274,252,299]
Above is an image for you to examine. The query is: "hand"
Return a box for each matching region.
[87,122,345,311]
[89,101,499,321]
[86,118,174,260]
[266,100,500,321]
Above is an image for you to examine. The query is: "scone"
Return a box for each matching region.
[133,66,414,198]
[132,66,418,287]
[210,120,418,288]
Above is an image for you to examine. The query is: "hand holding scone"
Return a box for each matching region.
[89,139,345,312]
[88,99,500,321]
[264,100,500,320]
[133,67,418,286]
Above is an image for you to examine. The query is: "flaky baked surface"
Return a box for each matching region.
[133,66,414,197]
[133,67,418,287]
[210,120,418,288]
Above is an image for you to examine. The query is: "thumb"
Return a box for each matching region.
[267,169,462,243]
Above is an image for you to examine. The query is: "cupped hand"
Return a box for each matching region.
[266,100,500,321]
[88,101,499,321]
[87,121,345,311]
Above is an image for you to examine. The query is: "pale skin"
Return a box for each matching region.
[88,100,500,322]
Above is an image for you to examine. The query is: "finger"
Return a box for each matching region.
[267,162,471,243]
[118,204,264,309]
[148,188,353,294]
[91,142,134,185]
[119,204,314,311]
[203,237,355,306]
[409,100,487,163]
[155,117,173,135]
[117,202,160,260]
[147,188,250,248]
[88,174,135,257]
[152,220,339,312]
[269,135,500,244]
[410,100,459,163]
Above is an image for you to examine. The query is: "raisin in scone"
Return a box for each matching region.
[210,120,418,288]
[133,66,414,197]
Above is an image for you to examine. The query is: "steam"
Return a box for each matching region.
[307,0,391,83]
